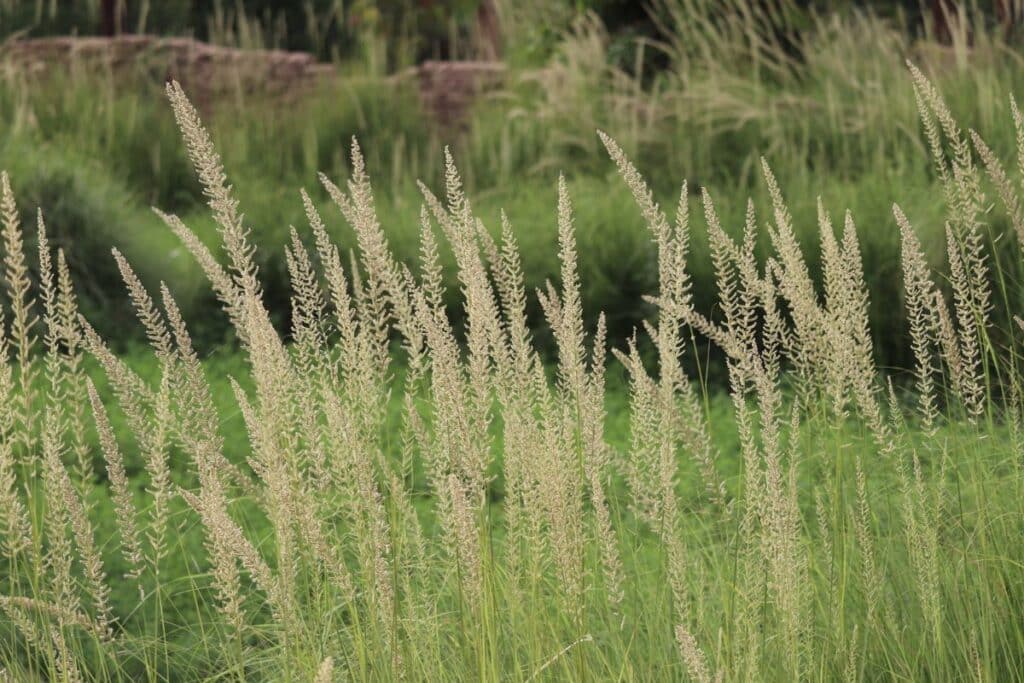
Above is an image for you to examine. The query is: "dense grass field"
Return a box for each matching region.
[4,3,1024,681]
[5,4,1024,369]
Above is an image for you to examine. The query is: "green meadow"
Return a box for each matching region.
[2,2,1024,680]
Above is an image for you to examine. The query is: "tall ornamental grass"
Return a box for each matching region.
[2,65,1024,680]
[7,5,1024,366]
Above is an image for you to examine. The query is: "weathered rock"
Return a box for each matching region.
[414,60,506,131]
[1,35,506,129]
[0,35,334,106]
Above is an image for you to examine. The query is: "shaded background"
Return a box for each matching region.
[2,0,1024,381]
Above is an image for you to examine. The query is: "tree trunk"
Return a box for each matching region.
[475,0,502,60]
[100,0,126,36]
[930,0,961,45]
[101,0,115,35]
[995,0,1021,39]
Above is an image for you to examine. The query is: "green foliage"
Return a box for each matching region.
[0,0,491,67]
[3,69,1024,677]
[4,4,1024,371]
[0,140,205,342]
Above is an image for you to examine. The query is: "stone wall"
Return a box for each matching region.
[414,60,506,130]
[0,35,333,105]
[1,35,505,125]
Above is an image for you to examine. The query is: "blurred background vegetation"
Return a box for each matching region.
[2,0,1024,381]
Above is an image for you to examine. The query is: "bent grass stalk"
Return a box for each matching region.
[0,66,1023,681]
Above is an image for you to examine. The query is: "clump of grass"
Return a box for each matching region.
[7,6,1024,367]
[2,65,1024,681]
